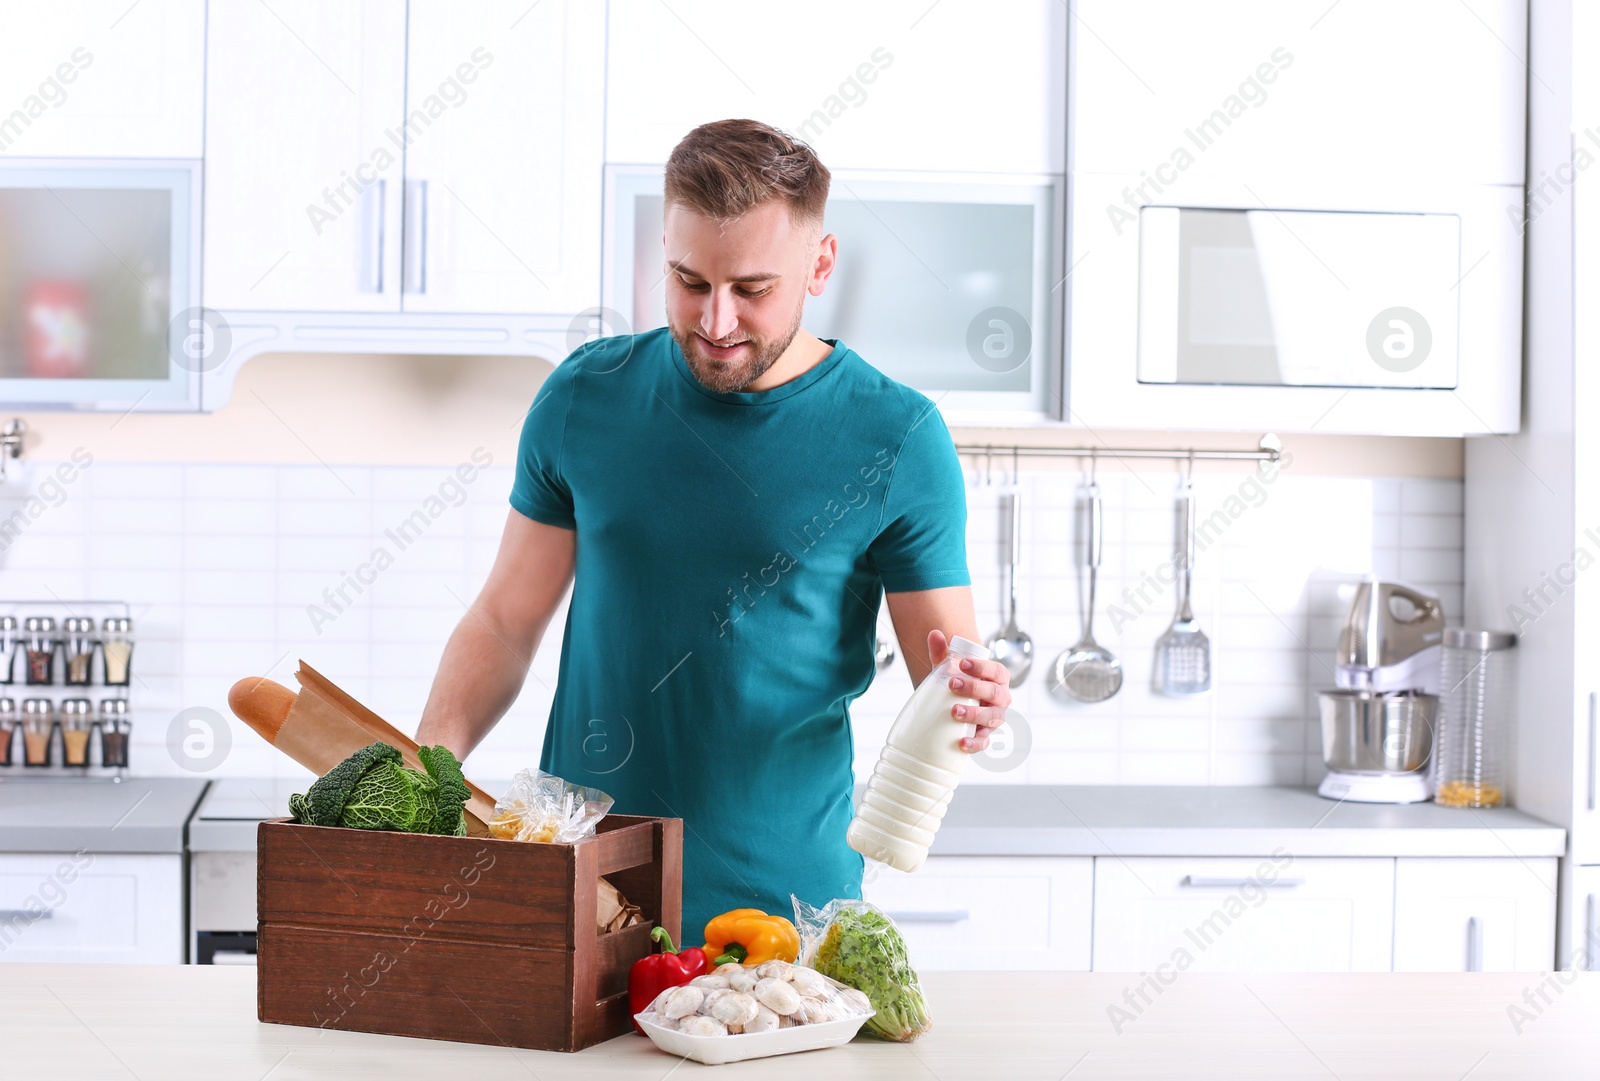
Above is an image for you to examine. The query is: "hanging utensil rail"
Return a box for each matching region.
[955,433,1282,465]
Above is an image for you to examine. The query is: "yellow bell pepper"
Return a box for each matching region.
[702,908,801,966]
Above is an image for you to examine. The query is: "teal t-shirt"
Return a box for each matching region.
[510,327,970,940]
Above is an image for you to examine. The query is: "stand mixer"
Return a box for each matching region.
[1317,580,1444,803]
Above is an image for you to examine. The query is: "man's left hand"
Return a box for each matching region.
[926,630,1013,754]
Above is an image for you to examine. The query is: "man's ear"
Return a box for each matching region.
[809,232,839,297]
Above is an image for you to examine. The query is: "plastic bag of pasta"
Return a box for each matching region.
[489,768,612,843]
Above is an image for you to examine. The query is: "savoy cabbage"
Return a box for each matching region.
[289,741,470,835]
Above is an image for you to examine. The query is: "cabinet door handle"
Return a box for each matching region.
[1181,876,1305,889]
[1588,692,1597,812]
[1466,916,1483,972]
[881,909,970,923]
[362,179,387,293]
[0,908,51,920]
[404,179,429,295]
[1587,894,1597,970]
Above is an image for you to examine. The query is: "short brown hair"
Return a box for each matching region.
[664,119,830,229]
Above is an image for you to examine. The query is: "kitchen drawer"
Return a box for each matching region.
[0,853,182,964]
[1393,857,1557,972]
[861,856,1092,971]
[1092,856,1394,972]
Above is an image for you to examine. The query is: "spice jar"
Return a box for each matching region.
[0,616,17,684]
[22,698,54,767]
[60,698,93,767]
[0,698,15,766]
[99,698,129,769]
[24,616,57,685]
[63,617,96,686]
[1435,629,1517,808]
[101,617,133,687]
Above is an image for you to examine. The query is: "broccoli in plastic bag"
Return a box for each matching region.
[792,895,931,1042]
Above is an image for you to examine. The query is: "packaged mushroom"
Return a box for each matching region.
[635,958,874,1037]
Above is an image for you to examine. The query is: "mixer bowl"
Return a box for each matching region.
[1317,690,1435,774]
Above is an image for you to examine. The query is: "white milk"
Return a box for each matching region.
[847,635,990,873]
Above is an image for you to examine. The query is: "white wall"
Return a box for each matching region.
[0,354,1463,788]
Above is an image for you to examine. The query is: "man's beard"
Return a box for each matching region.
[669,300,804,394]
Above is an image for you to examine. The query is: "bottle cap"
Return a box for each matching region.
[947,635,991,660]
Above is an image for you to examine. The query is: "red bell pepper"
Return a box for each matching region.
[628,927,710,1034]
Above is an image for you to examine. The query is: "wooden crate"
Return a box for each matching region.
[256,814,682,1052]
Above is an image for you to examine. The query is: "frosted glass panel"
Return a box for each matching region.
[620,179,1052,399]
[0,187,173,380]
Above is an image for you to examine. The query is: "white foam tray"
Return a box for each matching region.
[634,1008,875,1066]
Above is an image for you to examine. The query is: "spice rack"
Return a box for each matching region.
[0,601,134,776]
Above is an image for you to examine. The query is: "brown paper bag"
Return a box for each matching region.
[597,876,645,934]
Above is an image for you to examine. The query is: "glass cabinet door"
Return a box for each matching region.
[607,168,1061,420]
[0,161,200,409]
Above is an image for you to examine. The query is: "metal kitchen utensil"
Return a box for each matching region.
[1154,471,1211,694]
[987,490,1033,685]
[874,634,896,672]
[1049,480,1122,702]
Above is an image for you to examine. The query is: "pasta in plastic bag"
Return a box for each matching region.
[489,769,612,843]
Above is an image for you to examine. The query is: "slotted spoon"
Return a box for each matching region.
[1049,480,1122,703]
[1154,473,1211,694]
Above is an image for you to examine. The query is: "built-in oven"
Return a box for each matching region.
[1136,206,1461,390]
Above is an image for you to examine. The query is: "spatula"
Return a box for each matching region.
[1154,474,1211,694]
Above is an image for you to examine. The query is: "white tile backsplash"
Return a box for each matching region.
[0,459,1462,788]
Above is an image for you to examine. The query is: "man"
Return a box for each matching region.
[417,119,1012,937]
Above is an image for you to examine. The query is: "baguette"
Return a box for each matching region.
[227,668,493,834]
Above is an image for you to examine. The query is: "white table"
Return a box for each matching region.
[5,963,1597,1079]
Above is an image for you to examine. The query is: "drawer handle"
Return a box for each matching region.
[880,909,971,924]
[0,909,51,921]
[1466,916,1483,972]
[1181,876,1305,889]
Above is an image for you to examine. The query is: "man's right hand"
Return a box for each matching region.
[415,510,575,757]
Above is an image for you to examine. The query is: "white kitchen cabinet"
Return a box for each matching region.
[1092,856,1394,972]
[0,1,205,159]
[1392,858,1556,972]
[1574,866,1600,970]
[1578,695,1600,868]
[400,0,604,315]
[862,856,1092,971]
[1070,0,1523,186]
[1066,0,1525,435]
[203,1,407,312]
[604,0,1065,175]
[1464,1,1600,969]
[0,853,183,964]
[205,0,602,317]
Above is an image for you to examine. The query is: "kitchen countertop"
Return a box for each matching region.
[930,784,1566,858]
[185,780,1566,858]
[0,778,208,854]
[8,963,1597,1079]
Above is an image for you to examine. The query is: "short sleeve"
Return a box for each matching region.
[509,359,578,529]
[868,405,971,593]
